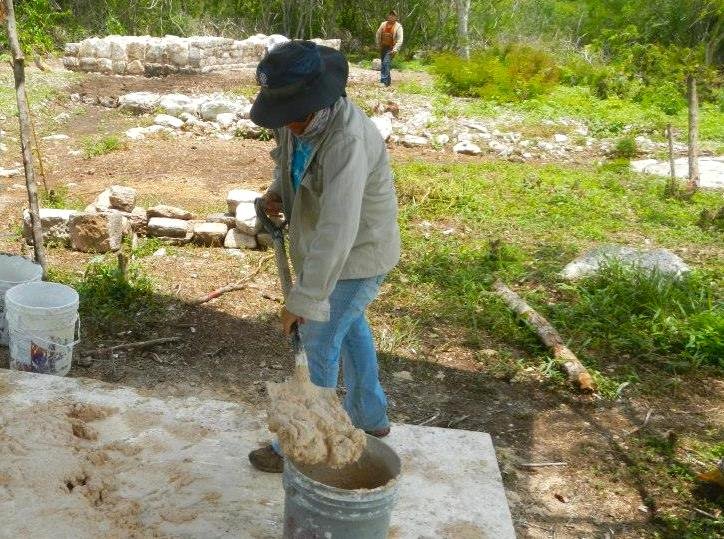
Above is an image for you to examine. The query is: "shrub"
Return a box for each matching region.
[612,136,638,158]
[432,45,560,102]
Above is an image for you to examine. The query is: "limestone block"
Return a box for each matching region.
[64,43,80,56]
[402,134,429,147]
[206,213,237,228]
[78,38,100,58]
[126,60,144,75]
[109,40,127,61]
[119,92,161,114]
[562,245,690,280]
[193,222,228,246]
[227,189,261,214]
[167,41,189,66]
[372,58,382,71]
[79,57,98,71]
[453,141,482,155]
[112,60,127,74]
[235,203,259,235]
[68,212,125,253]
[126,41,147,62]
[215,113,236,128]
[148,217,189,238]
[109,185,137,213]
[147,205,193,220]
[198,96,248,121]
[154,114,184,129]
[233,119,263,139]
[63,57,80,71]
[224,228,257,249]
[159,94,199,117]
[371,115,393,141]
[22,208,81,245]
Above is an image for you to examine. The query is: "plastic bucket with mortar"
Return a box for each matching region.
[5,282,80,376]
[0,255,43,345]
[282,435,401,539]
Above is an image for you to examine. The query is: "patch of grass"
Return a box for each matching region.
[39,185,84,210]
[0,70,80,118]
[50,257,164,334]
[552,264,723,369]
[82,134,124,158]
[132,238,169,258]
[378,159,723,393]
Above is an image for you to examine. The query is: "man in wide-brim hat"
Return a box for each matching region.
[248,41,401,472]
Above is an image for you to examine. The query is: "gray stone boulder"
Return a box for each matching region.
[148,217,190,238]
[402,134,429,148]
[23,208,81,245]
[561,244,690,280]
[159,94,200,117]
[193,222,228,246]
[371,58,382,71]
[235,203,259,235]
[68,212,125,253]
[234,119,264,139]
[109,185,137,212]
[224,228,257,249]
[227,189,262,214]
[147,204,193,220]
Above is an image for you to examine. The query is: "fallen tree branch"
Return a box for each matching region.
[692,507,718,520]
[192,254,272,304]
[517,462,568,468]
[625,408,653,437]
[95,337,181,355]
[492,279,595,392]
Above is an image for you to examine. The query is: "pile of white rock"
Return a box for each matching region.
[62,34,341,76]
[115,91,262,141]
[22,186,271,253]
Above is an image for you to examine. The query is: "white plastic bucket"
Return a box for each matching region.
[5,282,80,376]
[0,255,43,345]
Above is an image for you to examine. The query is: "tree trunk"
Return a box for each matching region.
[456,0,471,59]
[687,75,700,193]
[492,280,595,393]
[3,0,47,276]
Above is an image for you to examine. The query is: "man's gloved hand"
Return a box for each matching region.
[262,191,283,219]
[281,306,305,336]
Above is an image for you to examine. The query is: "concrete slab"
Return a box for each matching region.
[0,370,515,538]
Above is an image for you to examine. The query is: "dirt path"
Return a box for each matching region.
[0,64,721,539]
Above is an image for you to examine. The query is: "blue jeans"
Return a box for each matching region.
[273,275,389,454]
[380,49,392,86]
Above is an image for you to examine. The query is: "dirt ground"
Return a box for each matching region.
[0,63,721,539]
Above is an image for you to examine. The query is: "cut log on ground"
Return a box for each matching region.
[492,279,595,392]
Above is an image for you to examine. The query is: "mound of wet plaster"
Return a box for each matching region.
[267,365,366,468]
[0,401,143,537]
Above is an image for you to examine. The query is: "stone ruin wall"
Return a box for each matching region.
[62,34,342,76]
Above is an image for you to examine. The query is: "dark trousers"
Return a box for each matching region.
[380,48,393,86]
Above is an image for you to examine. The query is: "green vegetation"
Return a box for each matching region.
[612,136,638,159]
[379,159,723,392]
[82,134,124,158]
[50,257,163,334]
[432,45,560,101]
[39,185,84,210]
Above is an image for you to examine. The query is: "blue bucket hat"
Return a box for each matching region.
[250,40,349,129]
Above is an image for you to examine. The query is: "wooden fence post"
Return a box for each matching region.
[2,0,47,276]
[687,75,700,193]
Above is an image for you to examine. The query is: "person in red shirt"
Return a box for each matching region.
[375,10,404,87]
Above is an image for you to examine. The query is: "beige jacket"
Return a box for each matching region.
[375,21,404,53]
[267,97,401,321]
